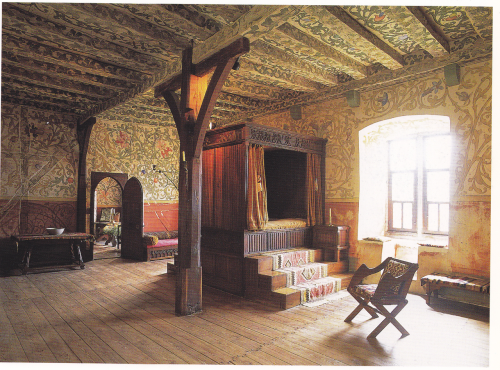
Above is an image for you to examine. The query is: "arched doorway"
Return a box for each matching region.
[90,172,128,260]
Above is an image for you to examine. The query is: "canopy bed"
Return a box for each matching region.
[200,123,327,295]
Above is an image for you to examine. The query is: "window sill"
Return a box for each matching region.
[384,232,448,248]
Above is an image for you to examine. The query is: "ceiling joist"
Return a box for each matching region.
[324,6,404,68]
[405,6,450,55]
[0,4,491,126]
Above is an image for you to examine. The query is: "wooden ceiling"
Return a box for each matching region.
[1,3,493,127]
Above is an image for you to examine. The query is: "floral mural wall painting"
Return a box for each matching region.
[252,59,491,276]
[0,104,80,237]
[253,59,491,201]
[95,177,122,207]
[87,118,180,206]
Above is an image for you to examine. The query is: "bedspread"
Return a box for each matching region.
[262,218,308,230]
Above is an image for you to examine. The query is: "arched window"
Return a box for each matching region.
[358,115,450,240]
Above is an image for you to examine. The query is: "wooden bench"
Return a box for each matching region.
[421,272,490,307]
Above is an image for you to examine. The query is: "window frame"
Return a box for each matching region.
[387,137,418,233]
[387,133,450,236]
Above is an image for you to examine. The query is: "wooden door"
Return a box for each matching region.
[121,177,144,260]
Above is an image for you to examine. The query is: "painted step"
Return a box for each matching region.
[253,273,354,309]
[290,276,343,304]
[267,248,319,270]
[257,260,348,291]
[276,262,329,287]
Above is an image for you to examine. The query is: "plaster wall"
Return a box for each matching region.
[0,104,79,237]
[251,60,492,287]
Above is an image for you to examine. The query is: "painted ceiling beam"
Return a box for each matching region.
[2,51,138,92]
[324,6,404,67]
[222,76,302,101]
[277,22,367,79]
[405,6,450,54]
[154,5,303,93]
[2,33,148,83]
[71,3,191,51]
[162,4,224,34]
[226,39,491,124]
[193,5,303,64]
[185,4,253,27]
[109,4,216,42]
[464,7,493,42]
[294,6,401,71]
[1,64,116,99]
[1,87,88,111]
[217,92,263,108]
[237,57,325,92]
[2,3,166,72]
[13,2,185,62]
[1,76,101,105]
[250,40,339,86]
[214,101,252,113]
[1,95,86,115]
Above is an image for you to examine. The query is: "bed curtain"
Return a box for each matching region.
[306,153,323,226]
[247,144,268,231]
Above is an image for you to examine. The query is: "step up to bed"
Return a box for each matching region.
[244,247,352,309]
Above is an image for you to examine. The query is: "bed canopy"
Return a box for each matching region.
[200,123,327,295]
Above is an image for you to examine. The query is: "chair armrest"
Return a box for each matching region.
[348,262,386,288]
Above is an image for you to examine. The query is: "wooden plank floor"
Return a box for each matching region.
[0,257,491,366]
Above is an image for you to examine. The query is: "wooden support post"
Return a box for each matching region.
[77,117,96,233]
[160,38,250,316]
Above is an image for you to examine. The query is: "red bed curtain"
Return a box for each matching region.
[247,144,268,230]
[307,153,323,226]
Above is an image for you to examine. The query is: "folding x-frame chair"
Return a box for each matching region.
[344,257,419,338]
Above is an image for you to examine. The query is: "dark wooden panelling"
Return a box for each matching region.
[201,249,244,295]
[313,225,349,246]
[201,228,244,255]
[202,143,246,232]
[313,225,349,262]
[267,230,288,251]
[244,227,312,255]
[289,227,312,248]
[244,231,267,254]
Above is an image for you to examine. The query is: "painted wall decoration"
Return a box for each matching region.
[1,105,79,199]
[87,118,180,204]
[251,59,491,277]
[0,104,79,237]
[95,177,122,207]
[253,59,491,201]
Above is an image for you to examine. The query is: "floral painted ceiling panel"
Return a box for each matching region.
[1,3,492,127]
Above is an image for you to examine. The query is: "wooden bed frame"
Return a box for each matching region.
[200,123,327,295]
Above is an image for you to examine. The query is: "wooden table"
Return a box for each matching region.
[11,233,94,274]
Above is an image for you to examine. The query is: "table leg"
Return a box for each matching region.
[75,243,85,269]
[22,246,33,275]
[425,283,432,304]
